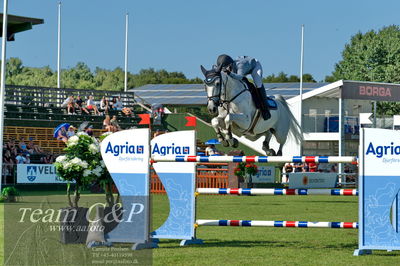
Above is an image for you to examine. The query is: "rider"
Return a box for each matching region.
[216,54,271,120]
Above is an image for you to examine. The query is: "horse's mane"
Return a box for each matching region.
[221,71,253,91]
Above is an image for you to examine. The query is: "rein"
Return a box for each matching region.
[205,72,249,109]
[220,76,249,107]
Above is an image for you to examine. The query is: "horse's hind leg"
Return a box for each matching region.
[262,130,276,156]
[273,128,288,156]
[276,144,283,156]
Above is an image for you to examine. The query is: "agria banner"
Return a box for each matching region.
[357,128,400,254]
[101,128,150,244]
[151,131,196,240]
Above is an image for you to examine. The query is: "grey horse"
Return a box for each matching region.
[201,65,303,156]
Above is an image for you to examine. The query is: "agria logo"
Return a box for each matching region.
[152,143,190,156]
[105,142,144,156]
[366,142,400,158]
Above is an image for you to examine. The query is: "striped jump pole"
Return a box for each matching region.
[196,220,358,229]
[151,155,357,164]
[196,188,358,196]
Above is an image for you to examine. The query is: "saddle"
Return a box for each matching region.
[266,97,278,110]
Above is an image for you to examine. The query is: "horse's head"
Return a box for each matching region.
[201,65,222,115]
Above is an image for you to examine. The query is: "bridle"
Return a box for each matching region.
[204,72,248,110]
[204,71,226,107]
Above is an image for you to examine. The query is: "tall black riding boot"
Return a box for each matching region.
[256,85,271,120]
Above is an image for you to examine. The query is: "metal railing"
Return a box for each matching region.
[5,85,136,108]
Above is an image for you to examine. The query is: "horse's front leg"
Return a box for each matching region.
[224,113,250,148]
[211,116,229,147]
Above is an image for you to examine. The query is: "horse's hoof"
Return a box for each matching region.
[222,140,229,147]
[232,138,239,148]
[266,149,276,156]
[277,150,282,156]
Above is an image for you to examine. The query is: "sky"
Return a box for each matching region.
[4,0,400,82]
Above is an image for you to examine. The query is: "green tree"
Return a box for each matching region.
[95,67,126,91]
[330,25,400,114]
[302,74,316,82]
[4,58,202,90]
[6,57,23,77]
[62,62,95,89]
[131,68,199,87]
[263,72,316,83]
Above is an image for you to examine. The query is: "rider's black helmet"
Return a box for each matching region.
[216,54,234,69]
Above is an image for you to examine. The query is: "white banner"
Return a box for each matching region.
[17,164,70,183]
[363,128,400,176]
[100,128,150,175]
[288,172,337,188]
[151,131,196,173]
[252,166,275,183]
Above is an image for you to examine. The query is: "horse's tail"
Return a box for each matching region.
[275,95,303,144]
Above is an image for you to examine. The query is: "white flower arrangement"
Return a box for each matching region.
[67,135,79,147]
[63,161,72,170]
[77,131,88,136]
[88,143,99,154]
[92,166,103,177]
[56,155,67,163]
[69,157,88,168]
[83,169,92,177]
[54,128,114,208]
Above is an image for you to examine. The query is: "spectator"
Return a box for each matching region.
[5,138,15,151]
[26,139,35,154]
[85,125,94,136]
[330,164,337,172]
[99,96,110,115]
[294,163,303,172]
[110,97,117,109]
[110,115,121,131]
[122,107,134,117]
[112,96,123,111]
[61,95,76,114]
[284,163,293,173]
[205,144,219,156]
[86,95,100,115]
[67,126,76,138]
[41,154,54,164]
[26,139,43,154]
[75,95,90,115]
[282,163,293,182]
[3,149,15,176]
[308,162,318,172]
[18,137,28,154]
[5,138,17,157]
[57,126,68,143]
[15,152,26,164]
[25,154,31,164]
[103,115,115,132]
